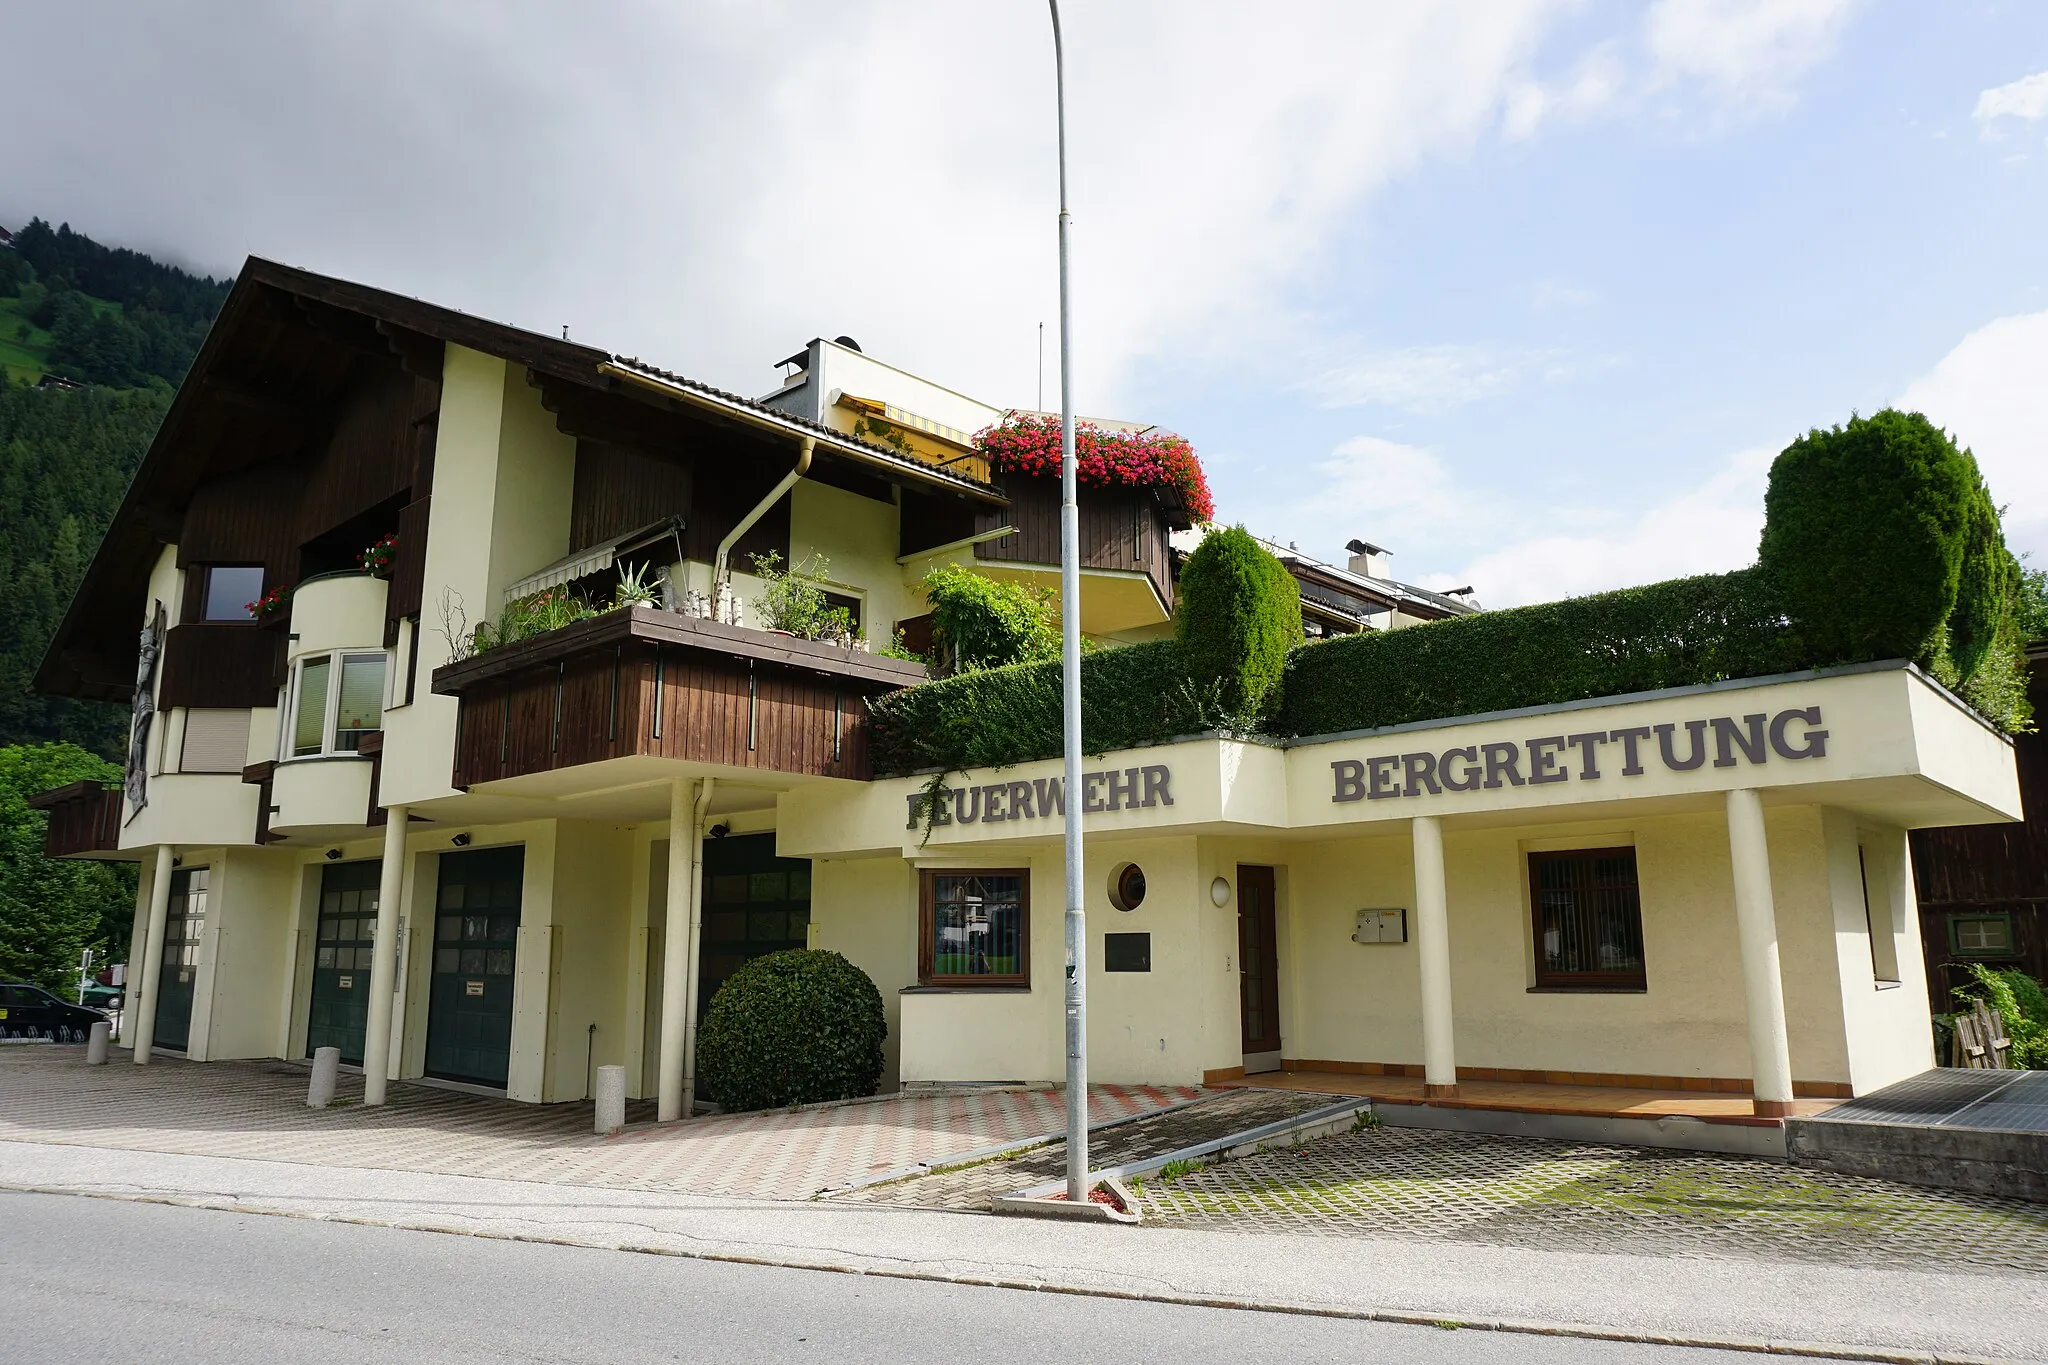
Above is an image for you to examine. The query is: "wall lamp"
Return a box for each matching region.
[450,832,471,847]
[324,848,342,861]
[1209,876,1231,907]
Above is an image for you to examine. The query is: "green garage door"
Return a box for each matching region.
[699,834,812,1019]
[305,859,382,1065]
[424,846,523,1088]
[153,867,208,1052]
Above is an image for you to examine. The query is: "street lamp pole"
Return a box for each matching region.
[1047,0,1089,1205]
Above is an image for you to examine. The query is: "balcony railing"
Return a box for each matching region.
[28,781,124,858]
[431,606,928,788]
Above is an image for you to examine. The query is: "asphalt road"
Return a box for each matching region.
[0,1190,1780,1365]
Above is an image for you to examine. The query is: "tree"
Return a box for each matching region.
[1175,526,1302,720]
[0,742,137,993]
[919,563,1061,672]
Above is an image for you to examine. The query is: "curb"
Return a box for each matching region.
[0,1179,2021,1365]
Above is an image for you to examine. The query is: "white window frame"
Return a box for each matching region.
[281,649,391,760]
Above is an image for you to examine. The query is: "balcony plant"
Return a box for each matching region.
[750,552,856,644]
[244,584,289,620]
[359,533,399,577]
[973,413,1214,524]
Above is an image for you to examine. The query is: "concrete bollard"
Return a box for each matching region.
[595,1064,627,1135]
[308,1046,341,1108]
[85,1020,109,1065]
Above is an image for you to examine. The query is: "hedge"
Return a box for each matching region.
[1275,568,1796,738]
[694,949,886,1112]
[869,638,1211,776]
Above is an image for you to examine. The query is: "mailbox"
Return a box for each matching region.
[1352,907,1408,944]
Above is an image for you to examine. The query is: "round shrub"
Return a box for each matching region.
[695,949,886,1112]
[1758,410,1975,667]
[1175,526,1302,717]
[1946,467,2018,684]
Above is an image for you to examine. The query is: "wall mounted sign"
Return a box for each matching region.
[907,764,1175,829]
[1332,707,1829,804]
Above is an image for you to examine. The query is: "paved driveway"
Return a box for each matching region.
[0,1045,1195,1199]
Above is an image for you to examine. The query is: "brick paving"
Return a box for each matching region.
[1133,1122,2048,1275]
[840,1087,1344,1210]
[0,1046,1195,1200]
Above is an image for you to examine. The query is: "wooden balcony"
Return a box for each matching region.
[972,478,1176,626]
[431,607,929,789]
[158,620,287,709]
[28,781,124,858]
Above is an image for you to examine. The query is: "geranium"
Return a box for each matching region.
[359,533,399,576]
[974,414,1214,524]
[245,585,289,618]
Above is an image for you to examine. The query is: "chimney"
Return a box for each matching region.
[1344,538,1392,580]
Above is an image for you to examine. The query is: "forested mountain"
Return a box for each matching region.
[0,220,226,758]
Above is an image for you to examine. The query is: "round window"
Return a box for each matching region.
[1109,862,1147,912]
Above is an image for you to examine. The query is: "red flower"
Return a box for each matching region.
[973,415,1213,523]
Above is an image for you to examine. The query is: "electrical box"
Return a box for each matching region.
[1353,907,1408,944]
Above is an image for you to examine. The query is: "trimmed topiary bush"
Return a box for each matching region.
[1175,526,1302,719]
[1758,410,1976,668]
[694,949,886,1112]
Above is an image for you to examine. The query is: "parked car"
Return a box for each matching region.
[0,981,108,1041]
[79,982,124,1012]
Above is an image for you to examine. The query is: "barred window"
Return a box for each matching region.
[1529,847,1646,990]
[920,870,1028,986]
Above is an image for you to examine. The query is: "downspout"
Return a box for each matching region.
[679,776,716,1117]
[711,436,812,620]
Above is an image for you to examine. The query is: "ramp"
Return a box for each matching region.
[1786,1068,2048,1201]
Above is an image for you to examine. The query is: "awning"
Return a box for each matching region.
[503,517,685,603]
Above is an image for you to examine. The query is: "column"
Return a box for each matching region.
[1726,788,1795,1116]
[657,780,695,1122]
[679,777,714,1117]
[117,860,153,1049]
[130,844,176,1064]
[1410,815,1458,1099]
[362,804,409,1106]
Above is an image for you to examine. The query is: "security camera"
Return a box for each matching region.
[709,823,730,840]
[324,848,342,861]
[451,832,471,847]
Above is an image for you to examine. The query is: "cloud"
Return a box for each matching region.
[1974,71,2048,127]
[1292,343,1582,411]
[1897,310,2048,562]
[1643,0,1855,108]
[0,0,1571,413]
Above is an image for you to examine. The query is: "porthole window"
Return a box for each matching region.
[1109,862,1147,912]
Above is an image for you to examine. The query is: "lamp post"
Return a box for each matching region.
[1047,0,1089,1205]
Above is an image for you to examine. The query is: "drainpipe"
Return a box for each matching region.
[711,437,812,620]
[679,776,716,1117]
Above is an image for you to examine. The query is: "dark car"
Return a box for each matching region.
[0,981,108,1041]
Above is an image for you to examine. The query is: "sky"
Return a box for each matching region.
[4,0,2044,605]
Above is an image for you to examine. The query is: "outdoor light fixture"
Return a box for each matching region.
[324,848,342,861]
[1210,876,1231,907]
[450,832,470,847]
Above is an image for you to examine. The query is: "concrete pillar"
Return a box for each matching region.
[657,780,696,1121]
[118,865,152,1049]
[679,778,714,1117]
[595,1064,626,1135]
[308,1045,340,1108]
[1726,788,1795,1116]
[130,844,176,1064]
[85,1020,109,1065]
[361,805,409,1106]
[1411,815,1457,1099]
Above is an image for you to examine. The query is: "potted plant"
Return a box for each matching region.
[973,414,1214,523]
[359,533,399,577]
[245,585,290,621]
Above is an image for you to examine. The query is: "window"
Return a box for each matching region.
[1949,913,2017,958]
[288,651,387,758]
[199,565,266,621]
[920,869,1029,986]
[1529,847,1646,990]
[1859,846,1901,983]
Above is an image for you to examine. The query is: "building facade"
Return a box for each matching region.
[32,261,2023,1122]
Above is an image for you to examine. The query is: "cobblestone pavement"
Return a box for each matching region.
[0,1046,1194,1200]
[840,1088,1346,1210]
[1133,1123,2048,1275]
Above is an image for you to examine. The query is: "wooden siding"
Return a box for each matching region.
[158,623,285,709]
[1911,648,2048,1011]
[571,439,693,549]
[974,478,1173,607]
[385,495,433,627]
[30,782,123,858]
[438,609,921,789]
